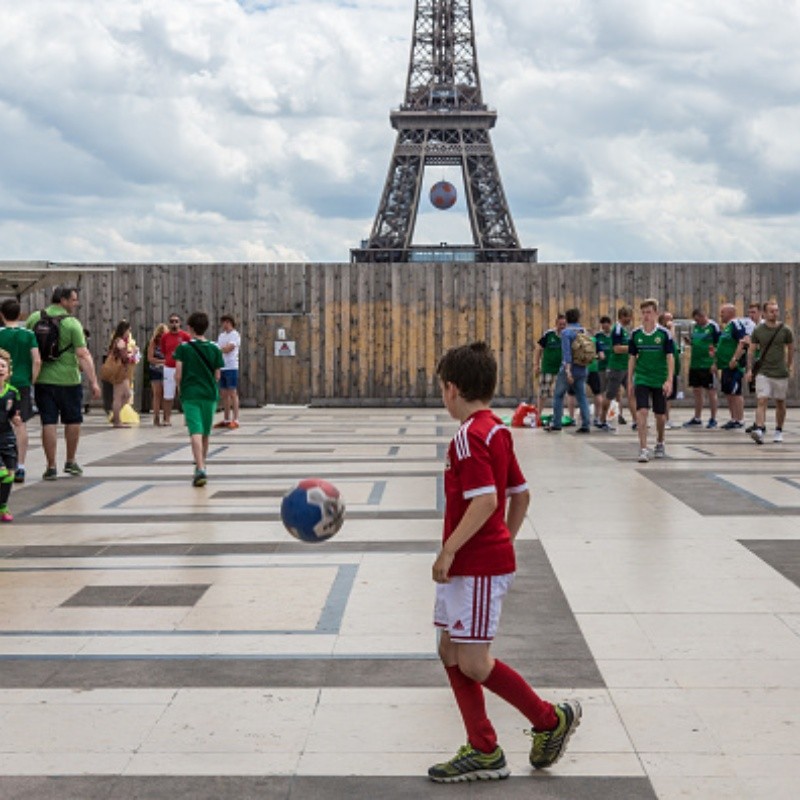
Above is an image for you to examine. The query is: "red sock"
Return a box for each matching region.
[482,659,557,731]
[445,665,498,753]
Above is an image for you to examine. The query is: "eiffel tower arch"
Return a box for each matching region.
[352,0,536,264]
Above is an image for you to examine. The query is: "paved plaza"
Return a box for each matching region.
[0,406,799,799]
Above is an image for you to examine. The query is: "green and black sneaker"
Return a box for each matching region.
[428,743,510,783]
[192,468,207,488]
[63,462,83,477]
[529,700,582,770]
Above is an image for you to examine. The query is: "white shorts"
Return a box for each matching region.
[163,366,177,401]
[755,373,788,401]
[434,573,515,643]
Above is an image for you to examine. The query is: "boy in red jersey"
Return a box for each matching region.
[429,342,581,783]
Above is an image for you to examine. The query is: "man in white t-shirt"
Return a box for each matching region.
[215,315,241,429]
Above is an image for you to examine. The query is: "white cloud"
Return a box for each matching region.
[0,0,799,263]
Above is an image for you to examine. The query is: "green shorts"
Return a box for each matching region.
[182,400,216,436]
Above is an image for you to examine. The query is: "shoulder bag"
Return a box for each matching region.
[751,323,783,378]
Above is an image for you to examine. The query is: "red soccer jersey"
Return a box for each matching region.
[161,330,191,367]
[443,409,528,576]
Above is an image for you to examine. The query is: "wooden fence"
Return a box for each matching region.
[15,261,800,406]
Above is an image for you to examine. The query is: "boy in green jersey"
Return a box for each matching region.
[174,312,225,487]
[627,299,674,463]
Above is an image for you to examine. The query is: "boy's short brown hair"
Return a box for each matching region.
[0,299,21,322]
[187,312,210,336]
[640,298,659,311]
[436,342,497,403]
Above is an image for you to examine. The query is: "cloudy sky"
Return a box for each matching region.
[2,0,800,264]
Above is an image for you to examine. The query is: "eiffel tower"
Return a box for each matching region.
[351,0,536,264]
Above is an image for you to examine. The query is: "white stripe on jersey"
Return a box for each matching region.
[464,485,496,499]
[454,417,474,461]
[485,423,504,446]
[507,483,529,495]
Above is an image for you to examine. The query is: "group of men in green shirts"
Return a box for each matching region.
[535,298,795,459]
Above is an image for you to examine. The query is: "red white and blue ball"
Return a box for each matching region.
[280,479,345,542]
[430,180,457,210]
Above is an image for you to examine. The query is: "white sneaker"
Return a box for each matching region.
[664,421,675,430]
[654,442,666,458]
[751,427,765,445]
[774,429,783,443]
[638,448,650,463]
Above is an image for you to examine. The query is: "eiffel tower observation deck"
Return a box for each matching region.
[352,0,537,264]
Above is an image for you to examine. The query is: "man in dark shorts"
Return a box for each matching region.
[628,299,674,463]
[25,286,100,480]
[602,306,635,429]
[716,304,748,430]
[683,308,720,428]
[592,316,612,429]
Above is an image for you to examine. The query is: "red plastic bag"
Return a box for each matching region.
[511,403,539,428]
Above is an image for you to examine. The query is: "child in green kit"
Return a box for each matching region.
[173,312,224,487]
[429,342,581,782]
[0,349,23,522]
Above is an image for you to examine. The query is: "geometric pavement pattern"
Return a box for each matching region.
[1,407,800,798]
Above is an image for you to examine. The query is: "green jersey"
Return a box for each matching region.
[25,305,86,386]
[537,329,562,374]
[594,331,612,372]
[607,322,630,371]
[689,321,720,370]
[0,326,37,387]
[629,325,673,388]
[715,320,746,370]
[174,339,224,403]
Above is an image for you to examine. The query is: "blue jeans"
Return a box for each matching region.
[551,368,591,429]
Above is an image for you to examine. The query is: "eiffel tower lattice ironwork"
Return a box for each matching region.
[351,0,536,264]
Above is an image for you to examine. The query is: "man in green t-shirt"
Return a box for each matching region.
[716,304,748,430]
[534,314,566,413]
[745,301,795,444]
[627,298,674,463]
[25,286,101,481]
[174,311,225,487]
[589,316,612,428]
[601,306,636,428]
[683,308,720,429]
[0,299,41,482]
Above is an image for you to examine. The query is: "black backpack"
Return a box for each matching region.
[33,310,71,363]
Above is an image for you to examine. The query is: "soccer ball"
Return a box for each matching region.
[430,180,457,210]
[280,478,345,543]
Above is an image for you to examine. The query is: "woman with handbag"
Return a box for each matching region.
[147,323,168,426]
[103,320,139,428]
